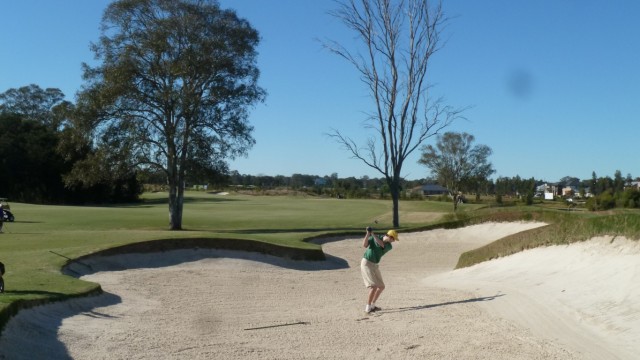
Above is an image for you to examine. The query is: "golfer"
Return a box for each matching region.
[361,227,398,313]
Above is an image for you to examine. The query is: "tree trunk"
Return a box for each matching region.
[168,183,183,230]
[169,188,184,230]
[392,192,400,228]
[389,177,400,228]
[167,157,184,230]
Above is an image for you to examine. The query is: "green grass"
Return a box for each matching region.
[1,191,639,334]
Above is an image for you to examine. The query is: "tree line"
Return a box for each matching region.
[222,172,522,199]
[223,171,640,206]
[0,85,141,204]
[584,171,640,210]
[2,84,637,211]
[2,0,638,222]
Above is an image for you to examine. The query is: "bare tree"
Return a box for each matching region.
[326,0,462,227]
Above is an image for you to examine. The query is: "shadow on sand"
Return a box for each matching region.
[65,247,349,278]
[0,292,122,360]
[381,294,505,314]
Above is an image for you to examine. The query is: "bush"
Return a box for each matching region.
[587,190,616,211]
[620,189,640,208]
[525,191,534,205]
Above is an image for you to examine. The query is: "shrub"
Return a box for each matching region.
[620,189,640,208]
[525,191,534,205]
[587,190,616,211]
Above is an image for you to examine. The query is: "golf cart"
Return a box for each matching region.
[0,198,14,222]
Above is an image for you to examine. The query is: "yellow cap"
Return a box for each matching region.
[386,229,399,241]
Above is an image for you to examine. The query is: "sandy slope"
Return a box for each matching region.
[429,235,640,360]
[0,222,637,359]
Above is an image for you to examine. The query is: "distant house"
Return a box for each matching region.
[562,186,578,197]
[421,184,449,196]
[626,181,640,191]
[537,182,560,199]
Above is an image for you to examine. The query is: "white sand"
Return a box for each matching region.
[0,222,638,359]
[428,235,640,360]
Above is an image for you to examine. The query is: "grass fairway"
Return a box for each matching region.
[0,191,461,330]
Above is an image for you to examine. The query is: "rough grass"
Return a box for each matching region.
[455,209,640,268]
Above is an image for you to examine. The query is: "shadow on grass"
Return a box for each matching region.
[109,195,245,208]
[224,227,361,234]
[2,221,42,224]
[0,231,47,235]
[381,294,505,314]
[0,291,121,360]
[1,290,69,297]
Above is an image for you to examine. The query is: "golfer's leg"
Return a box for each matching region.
[372,285,385,304]
[367,286,378,305]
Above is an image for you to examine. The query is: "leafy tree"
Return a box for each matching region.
[596,176,613,196]
[418,132,494,210]
[524,190,534,205]
[0,112,67,202]
[493,177,509,197]
[0,84,69,129]
[625,173,634,187]
[326,0,462,227]
[620,188,640,208]
[290,174,316,189]
[614,170,624,194]
[587,189,616,211]
[559,176,580,188]
[0,88,142,204]
[78,0,265,229]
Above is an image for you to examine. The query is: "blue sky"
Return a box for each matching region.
[1,1,638,182]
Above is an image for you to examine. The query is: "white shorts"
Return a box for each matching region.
[360,258,385,288]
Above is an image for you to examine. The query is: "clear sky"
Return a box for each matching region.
[1,1,639,182]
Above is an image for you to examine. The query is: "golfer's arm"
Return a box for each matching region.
[373,235,385,248]
[363,233,372,248]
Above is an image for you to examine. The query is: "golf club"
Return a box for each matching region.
[366,219,379,233]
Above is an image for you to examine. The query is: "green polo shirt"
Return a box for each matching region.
[363,235,392,264]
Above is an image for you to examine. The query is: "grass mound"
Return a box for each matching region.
[456,210,640,268]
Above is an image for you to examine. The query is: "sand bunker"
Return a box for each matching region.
[429,235,640,360]
[0,222,638,359]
